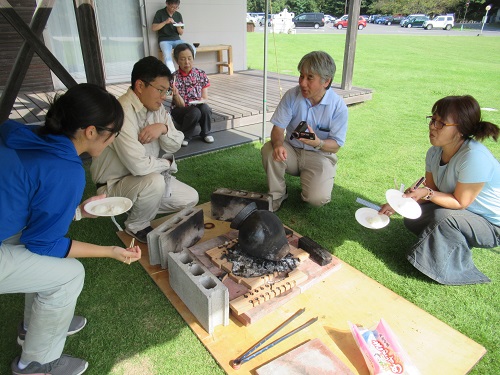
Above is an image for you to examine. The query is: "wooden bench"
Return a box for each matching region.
[159,44,233,75]
[195,44,233,75]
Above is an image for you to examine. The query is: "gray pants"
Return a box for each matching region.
[99,172,199,233]
[404,203,500,285]
[261,141,338,207]
[0,233,85,364]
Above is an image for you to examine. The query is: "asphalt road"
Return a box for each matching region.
[255,22,500,37]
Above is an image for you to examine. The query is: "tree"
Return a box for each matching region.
[369,0,463,16]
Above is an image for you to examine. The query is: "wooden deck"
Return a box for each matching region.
[8,70,372,158]
[9,69,372,127]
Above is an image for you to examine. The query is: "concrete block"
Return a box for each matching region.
[168,250,229,334]
[147,207,204,268]
[211,188,272,221]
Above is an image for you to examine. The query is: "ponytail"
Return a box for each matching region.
[474,121,499,142]
[40,83,124,139]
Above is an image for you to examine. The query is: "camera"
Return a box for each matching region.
[290,121,316,140]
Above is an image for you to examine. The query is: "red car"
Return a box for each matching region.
[333,15,367,30]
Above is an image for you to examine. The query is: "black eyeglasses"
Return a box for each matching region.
[95,126,120,138]
[426,116,458,130]
[141,80,172,97]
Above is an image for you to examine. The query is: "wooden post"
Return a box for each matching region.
[341,0,361,90]
[73,0,105,87]
[0,0,77,123]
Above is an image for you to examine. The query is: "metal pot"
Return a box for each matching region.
[230,202,289,261]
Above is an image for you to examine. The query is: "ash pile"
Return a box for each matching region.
[222,242,299,278]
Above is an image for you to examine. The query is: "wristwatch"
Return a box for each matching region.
[314,139,324,150]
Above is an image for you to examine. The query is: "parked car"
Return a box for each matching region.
[246,13,259,27]
[372,15,386,24]
[401,15,429,28]
[333,15,367,30]
[380,16,405,25]
[259,14,275,27]
[368,14,381,23]
[423,15,455,30]
[400,14,428,27]
[292,12,325,28]
[324,14,336,23]
[375,16,390,24]
[389,16,405,25]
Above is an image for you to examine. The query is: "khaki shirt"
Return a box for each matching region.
[91,88,184,188]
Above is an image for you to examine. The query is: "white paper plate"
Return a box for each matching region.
[385,189,422,219]
[84,197,132,217]
[189,100,205,105]
[173,23,184,27]
[355,207,390,229]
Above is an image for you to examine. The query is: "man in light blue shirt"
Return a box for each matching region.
[261,51,348,211]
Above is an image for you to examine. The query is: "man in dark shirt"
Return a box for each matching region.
[152,0,195,72]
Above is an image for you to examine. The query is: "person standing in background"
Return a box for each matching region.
[152,0,195,73]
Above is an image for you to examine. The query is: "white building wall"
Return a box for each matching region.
[144,0,247,73]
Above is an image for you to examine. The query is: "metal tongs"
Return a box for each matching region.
[231,308,317,369]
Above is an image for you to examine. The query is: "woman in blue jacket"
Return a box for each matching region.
[0,84,141,375]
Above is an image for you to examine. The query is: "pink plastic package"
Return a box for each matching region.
[349,319,420,375]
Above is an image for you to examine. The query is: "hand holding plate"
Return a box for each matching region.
[385,189,422,219]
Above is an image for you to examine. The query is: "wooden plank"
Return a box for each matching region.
[117,202,486,375]
[12,98,39,123]
[17,93,47,122]
[10,70,372,130]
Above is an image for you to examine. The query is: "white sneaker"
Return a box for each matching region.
[203,135,214,143]
[181,140,189,147]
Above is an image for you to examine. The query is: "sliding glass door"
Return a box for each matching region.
[43,0,148,89]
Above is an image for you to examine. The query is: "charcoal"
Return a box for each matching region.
[222,243,299,278]
[298,236,332,266]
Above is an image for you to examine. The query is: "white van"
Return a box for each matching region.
[423,15,455,30]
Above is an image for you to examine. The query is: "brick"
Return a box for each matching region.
[210,188,272,221]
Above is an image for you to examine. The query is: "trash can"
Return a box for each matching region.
[247,22,255,32]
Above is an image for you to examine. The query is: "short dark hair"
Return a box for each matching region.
[131,56,172,88]
[432,95,499,142]
[166,0,180,5]
[42,83,124,139]
[173,43,194,62]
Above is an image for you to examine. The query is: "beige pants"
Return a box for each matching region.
[261,141,338,207]
[98,173,199,232]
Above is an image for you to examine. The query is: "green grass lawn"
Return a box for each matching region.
[1,33,499,374]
